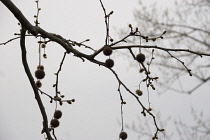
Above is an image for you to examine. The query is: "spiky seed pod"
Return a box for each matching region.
[37,65,44,70]
[103,46,113,56]
[105,59,114,68]
[35,80,42,88]
[135,89,143,96]
[43,54,47,58]
[41,43,46,48]
[136,53,145,63]
[50,119,60,128]
[119,132,128,140]
[54,110,62,119]
[35,69,45,79]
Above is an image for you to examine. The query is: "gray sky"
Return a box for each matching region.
[0,0,209,140]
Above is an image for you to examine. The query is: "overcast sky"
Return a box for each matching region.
[0,0,210,140]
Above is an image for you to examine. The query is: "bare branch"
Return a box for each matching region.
[0,36,20,45]
[20,26,53,140]
[112,45,210,57]
[156,22,210,35]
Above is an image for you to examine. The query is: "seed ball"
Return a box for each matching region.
[41,43,46,48]
[136,53,145,63]
[35,69,45,79]
[119,132,128,140]
[105,59,114,68]
[35,80,42,88]
[103,46,112,56]
[50,119,60,128]
[54,110,62,119]
[43,54,47,58]
[136,89,143,96]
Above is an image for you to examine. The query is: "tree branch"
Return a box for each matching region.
[112,45,210,57]
[20,26,53,140]
[157,22,210,35]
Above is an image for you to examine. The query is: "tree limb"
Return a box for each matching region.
[20,26,53,140]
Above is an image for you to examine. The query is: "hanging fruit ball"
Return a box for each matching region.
[50,119,60,128]
[136,53,145,63]
[35,69,45,79]
[41,43,46,48]
[103,46,113,56]
[54,110,62,119]
[105,59,114,68]
[119,131,128,140]
[43,54,47,59]
[135,89,143,96]
[35,80,42,88]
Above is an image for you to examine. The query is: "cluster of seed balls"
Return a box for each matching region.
[33,47,145,137]
[50,110,127,138]
[103,45,114,68]
[103,45,146,68]
[103,46,146,139]
[50,110,62,128]
[35,65,45,88]
[34,65,63,128]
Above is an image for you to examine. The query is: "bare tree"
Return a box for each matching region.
[1,0,210,140]
[125,108,210,140]
[118,1,210,139]
[118,0,210,94]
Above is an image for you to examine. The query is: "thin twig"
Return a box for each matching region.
[109,68,163,138]
[55,52,67,96]
[99,0,109,45]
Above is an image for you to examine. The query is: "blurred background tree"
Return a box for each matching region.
[125,108,210,140]
[118,0,210,94]
[118,0,210,139]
